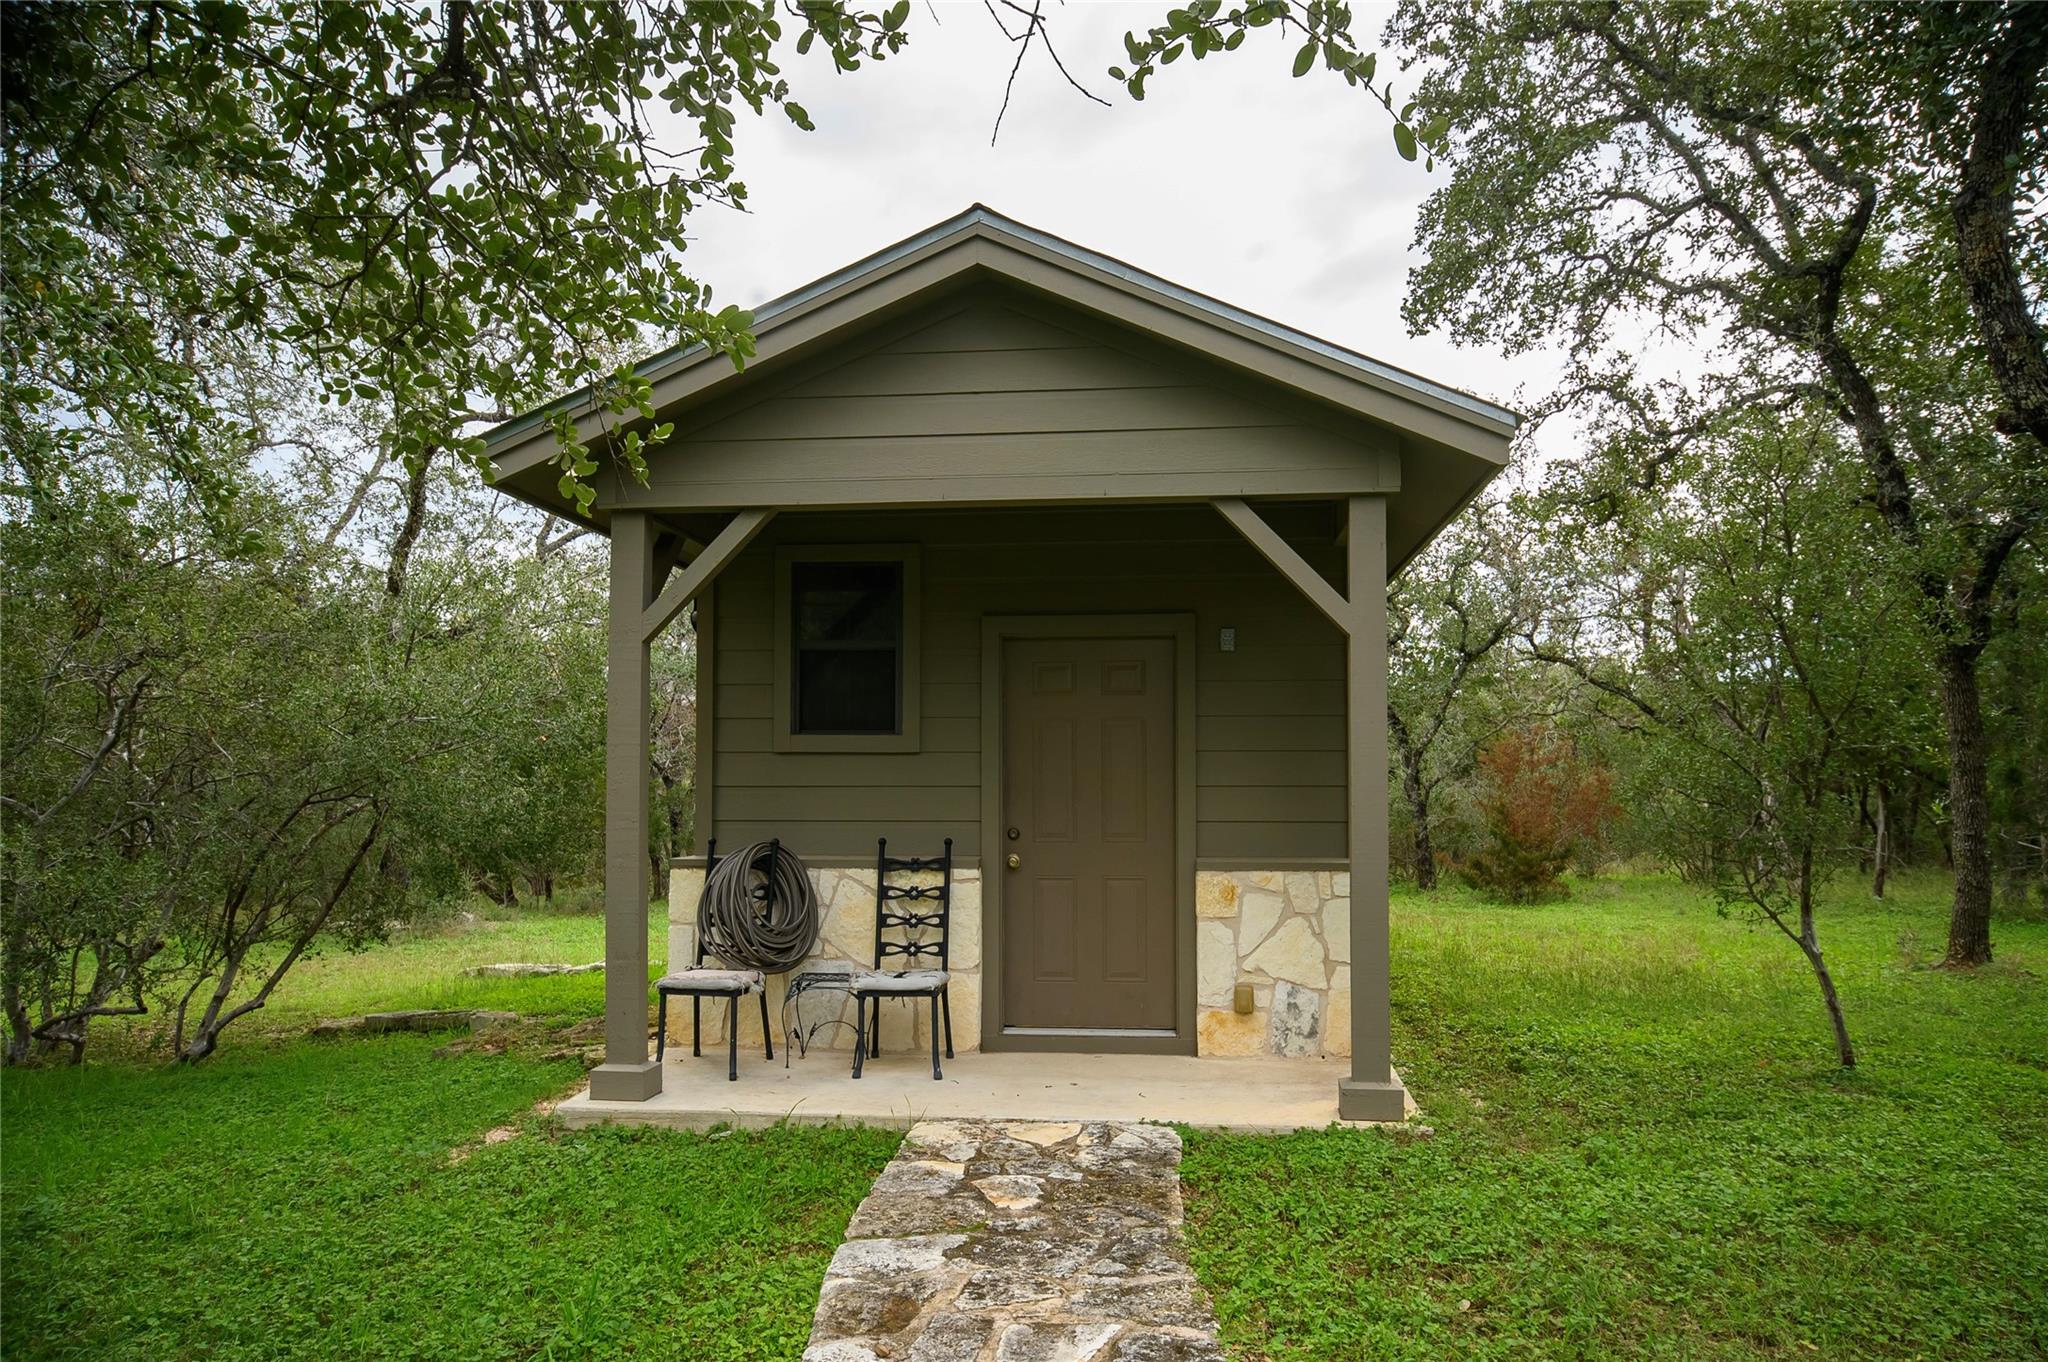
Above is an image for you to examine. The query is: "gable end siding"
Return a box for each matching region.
[600,295,1400,513]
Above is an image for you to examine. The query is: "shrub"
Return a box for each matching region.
[1460,727,1617,902]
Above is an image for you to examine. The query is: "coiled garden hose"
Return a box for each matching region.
[698,841,820,973]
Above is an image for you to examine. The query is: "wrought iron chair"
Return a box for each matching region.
[851,837,954,1081]
[654,839,773,1082]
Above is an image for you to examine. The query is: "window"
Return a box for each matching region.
[792,561,901,733]
[774,546,920,752]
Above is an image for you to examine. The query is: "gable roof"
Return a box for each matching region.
[482,206,1518,565]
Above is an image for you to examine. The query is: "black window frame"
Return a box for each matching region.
[772,545,921,754]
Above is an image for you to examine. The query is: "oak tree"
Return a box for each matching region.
[1392,0,2046,965]
[1531,418,1932,1066]
[2,0,913,513]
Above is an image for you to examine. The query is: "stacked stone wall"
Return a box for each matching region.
[1194,869,1351,1058]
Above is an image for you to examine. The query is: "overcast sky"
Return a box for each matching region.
[669,1,1567,447]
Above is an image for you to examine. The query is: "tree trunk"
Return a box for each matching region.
[2,939,31,1066]
[1795,889,1855,1068]
[1941,648,1995,965]
[324,446,390,548]
[1389,710,1437,889]
[171,969,212,1057]
[180,947,247,1063]
[1409,787,1437,890]
[1857,782,1874,872]
[1953,1,2048,448]
[1808,944,1855,1069]
[1871,784,1890,900]
[384,447,435,601]
[1903,782,1922,864]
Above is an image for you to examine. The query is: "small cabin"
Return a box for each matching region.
[485,207,1515,1122]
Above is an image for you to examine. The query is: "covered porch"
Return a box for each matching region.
[579,491,1412,1123]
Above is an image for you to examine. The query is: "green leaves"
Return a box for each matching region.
[0,377,636,1062]
[4,0,915,513]
[1114,3,1432,166]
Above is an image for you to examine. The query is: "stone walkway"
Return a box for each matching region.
[804,1119,1225,1362]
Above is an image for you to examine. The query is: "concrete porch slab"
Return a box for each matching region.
[554,1050,1417,1134]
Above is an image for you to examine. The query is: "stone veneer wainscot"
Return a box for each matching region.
[1195,869,1351,1059]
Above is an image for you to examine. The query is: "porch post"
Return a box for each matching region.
[1212,494,1406,1119]
[592,510,661,1101]
[1338,495,1405,1121]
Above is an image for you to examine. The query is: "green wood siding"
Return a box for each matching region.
[711,504,1346,861]
[602,293,1399,513]
[684,290,1369,865]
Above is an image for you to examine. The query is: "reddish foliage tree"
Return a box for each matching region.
[1461,727,1617,902]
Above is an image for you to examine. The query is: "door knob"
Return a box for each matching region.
[1006,853,1022,870]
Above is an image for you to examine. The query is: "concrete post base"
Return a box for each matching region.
[1336,1076,1408,1122]
[588,1060,663,1102]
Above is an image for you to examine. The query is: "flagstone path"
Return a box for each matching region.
[803,1119,1226,1362]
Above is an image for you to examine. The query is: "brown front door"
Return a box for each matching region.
[1002,635,1177,1031]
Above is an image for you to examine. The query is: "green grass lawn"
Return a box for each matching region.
[3,894,902,1361]
[4,873,2043,1360]
[1181,871,2048,1360]
[1,1039,896,1360]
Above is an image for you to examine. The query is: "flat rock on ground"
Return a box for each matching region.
[313,1008,520,1038]
[804,1118,1224,1362]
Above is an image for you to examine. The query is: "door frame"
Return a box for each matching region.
[978,612,1198,1055]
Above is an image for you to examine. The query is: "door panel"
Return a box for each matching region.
[1033,878,1077,981]
[1101,877,1148,981]
[1033,719,1075,841]
[1002,636,1176,1030]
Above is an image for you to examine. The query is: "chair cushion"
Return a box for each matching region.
[851,969,949,993]
[656,968,763,994]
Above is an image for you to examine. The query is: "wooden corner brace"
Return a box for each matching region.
[641,509,777,644]
[1210,497,1361,636]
